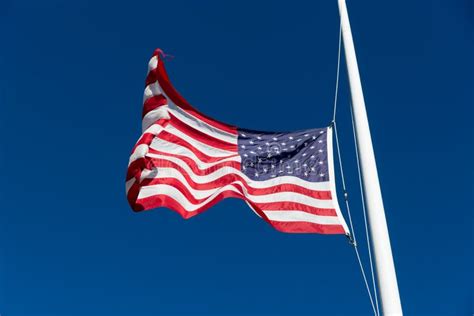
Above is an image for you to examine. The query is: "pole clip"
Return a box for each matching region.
[347,234,357,247]
[343,190,349,201]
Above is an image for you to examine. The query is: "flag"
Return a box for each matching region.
[126,49,349,234]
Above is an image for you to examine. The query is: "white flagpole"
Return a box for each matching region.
[337,0,403,314]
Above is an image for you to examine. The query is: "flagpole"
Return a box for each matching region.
[337,0,403,314]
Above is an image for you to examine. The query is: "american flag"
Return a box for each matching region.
[126,49,349,234]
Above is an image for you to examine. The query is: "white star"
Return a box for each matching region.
[286,165,291,169]
[258,158,262,162]
[290,145,295,149]
[250,151,256,154]
[320,130,325,134]
[311,167,316,172]
[304,172,309,176]
[294,160,299,163]
[263,168,268,173]
[241,133,246,137]
[257,136,262,140]
[257,146,262,150]
[281,142,286,146]
[265,142,270,146]
[310,146,315,149]
[312,136,316,140]
[302,153,307,157]
[304,133,309,137]
[271,174,277,178]
[272,137,278,141]
[243,154,248,157]
[304,142,308,146]
[287,171,293,174]
[279,170,284,173]
[242,166,246,170]
[318,149,324,153]
[310,155,315,159]
[255,172,259,177]
[241,145,246,148]
[297,138,302,142]
[319,173,325,177]
[271,164,275,168]
[267,153,272,158]
[303,163,308,167]
[289,136,294,140]
[318,140,323,143]
[319,161,324,165]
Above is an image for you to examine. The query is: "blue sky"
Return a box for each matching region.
[0,0,472,315]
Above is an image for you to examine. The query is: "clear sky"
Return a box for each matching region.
[1,0,472,315]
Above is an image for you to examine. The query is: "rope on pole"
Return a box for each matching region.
[331,20,379,316]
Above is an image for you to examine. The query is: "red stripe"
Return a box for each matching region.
[145,66,160,86]
[129,187,342,233]
[134,190,243,218]
[268,221,346,234]
[145,152,240,175]
[142,95,168,118]
[126,157,145,181]
[169,113,237,151]
[131,119,169,152]
[127,119,169,181]
[131,133,155,153]
[154,131,238,163]
[139,159,333,202]
[252,201,336,216]
[127,181,142,211]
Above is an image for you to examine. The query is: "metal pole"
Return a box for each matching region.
[337,0,403,314]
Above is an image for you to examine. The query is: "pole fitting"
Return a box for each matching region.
[346,234,357,247]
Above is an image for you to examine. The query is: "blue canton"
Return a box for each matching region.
[237,127,329,182]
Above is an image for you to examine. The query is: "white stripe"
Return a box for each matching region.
[140,166,239,183]
[138,183,242,212]
[150,136,237,161]
[144,153,331,191]
[144,123,166,135]
[143,82,163,103]
[138,178,335,209]
[146,152,241,170]
[128,144,149,166]
[142,106,170,132]
[125,178,135,194]
[168,107,237,144]
[166,124,236,156]
[148,138,237,165]
[128,123,166,166]
[148,56,158,73]
[141,164,236,184]
[263,210,341,225]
